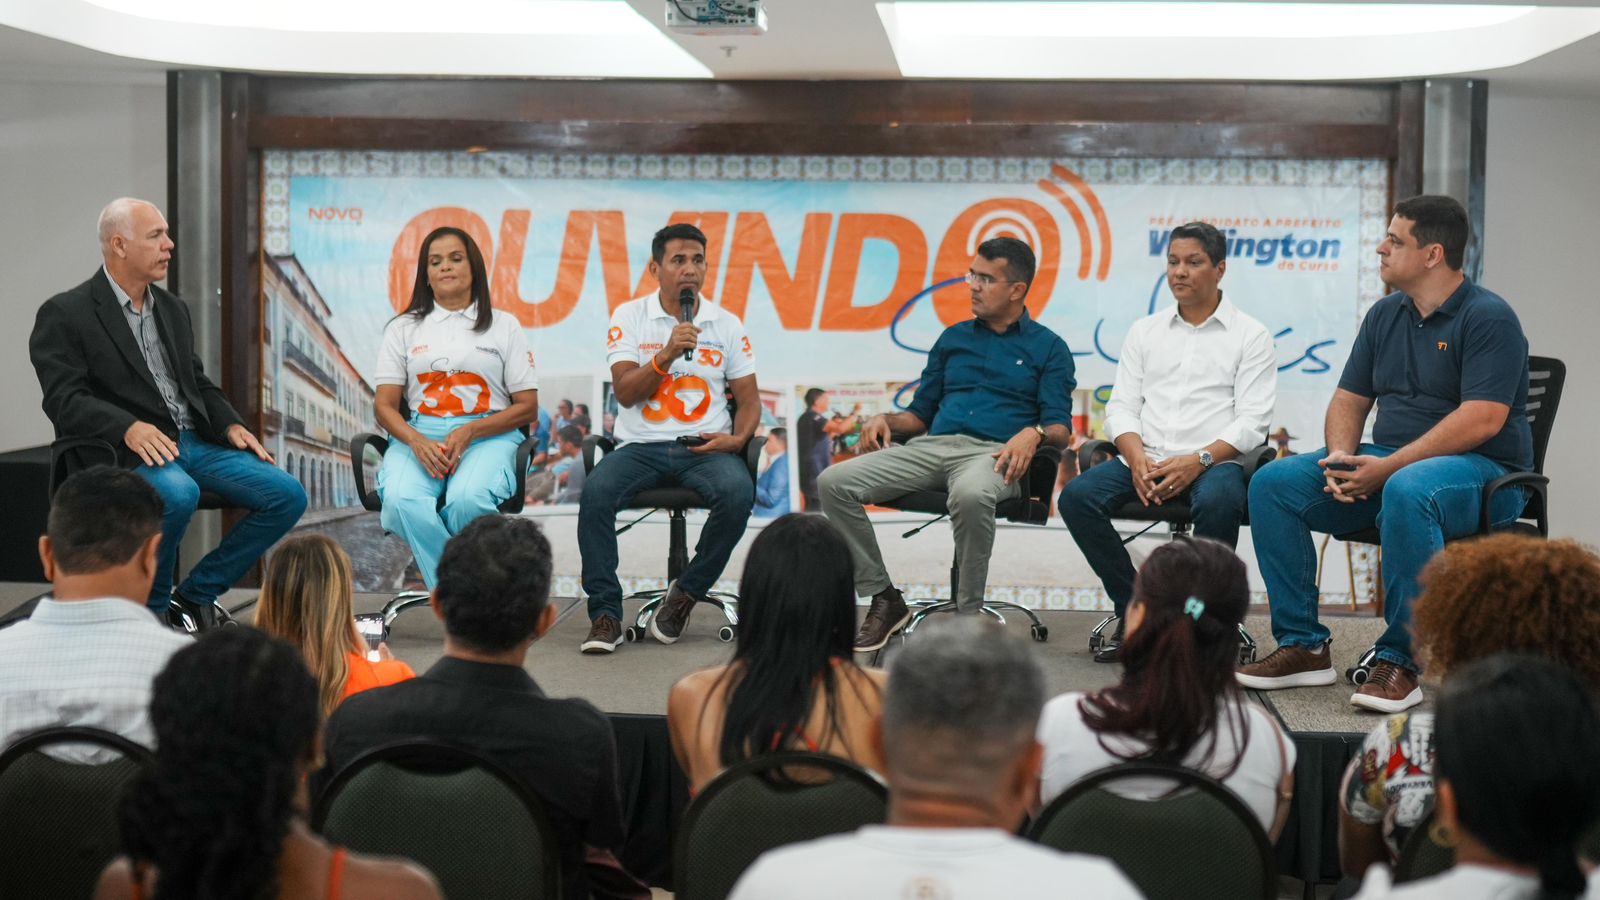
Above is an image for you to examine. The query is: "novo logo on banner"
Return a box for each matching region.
[385,165,1112,331]
[309,207,364,224]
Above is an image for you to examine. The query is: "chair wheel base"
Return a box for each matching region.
[1347,646,1379,685]
[1031,624,1049,642]
[718,626,735,642]
[1088,614,1119,652]
[625,626,644,643]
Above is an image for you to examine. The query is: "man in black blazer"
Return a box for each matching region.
[30,198,306,629]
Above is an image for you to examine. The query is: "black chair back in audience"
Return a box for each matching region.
[0,726,155,900]
[1027,761,1275,900]
[1392,810,1456,884]
[674,751,888,900]
[313,739,560,900]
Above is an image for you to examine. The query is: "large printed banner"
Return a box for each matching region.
[261,151,1387,593]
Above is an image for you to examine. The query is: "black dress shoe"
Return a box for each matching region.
[1093,619,1127,664]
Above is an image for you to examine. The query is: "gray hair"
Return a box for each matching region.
[883,618,1046,776]
[97,198,155,248]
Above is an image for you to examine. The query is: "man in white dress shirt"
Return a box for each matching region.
[728,619,1142,900]
[0,468,189,759]
[1060,221,1276,662]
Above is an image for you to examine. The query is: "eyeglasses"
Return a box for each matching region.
[965,272,1018,288]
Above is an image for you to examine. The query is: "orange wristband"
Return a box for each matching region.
[650,355,669,376]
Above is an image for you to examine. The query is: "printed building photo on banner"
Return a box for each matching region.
[524,376,598,509]
[793,382,911,511]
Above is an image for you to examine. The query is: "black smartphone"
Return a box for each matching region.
[1324,461,1358,472]
[676,435,709,447]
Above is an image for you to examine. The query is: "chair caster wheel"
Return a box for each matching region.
[1031,624,1048,643]
[1088,615,1118,651]
[718,626,735,642]
[625,626,643,642]
[1347,646,1379,685]
[1238,646,1257,666]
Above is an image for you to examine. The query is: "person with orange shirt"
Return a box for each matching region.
[578,224,761,656]
[255,534,415,716]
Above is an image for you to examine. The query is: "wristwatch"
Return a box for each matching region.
[1197,450,1214,469]
[1032,424,1047,440]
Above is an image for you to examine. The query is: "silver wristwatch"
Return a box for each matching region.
[1197,450,1214,469]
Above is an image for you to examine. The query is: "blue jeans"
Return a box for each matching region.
[135,431,308,613]
[578,441,754,622]
[1249,445,1526,671]
[1060,458,1247,615]
[378,414,522,589]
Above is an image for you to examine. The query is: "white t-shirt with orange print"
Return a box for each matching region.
[606,294,755,444]
[375,306,538,418]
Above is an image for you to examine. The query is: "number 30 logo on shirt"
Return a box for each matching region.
[417,371,490,416]
[642,374,712,424]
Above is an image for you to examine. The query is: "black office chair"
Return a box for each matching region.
[0,725,155,900]
[1340,355,1565,684]
[872,442,1061,644]
[314,739,561,900]
[581,434,765,643]
[1027,761,1276,900]
[674,751,888,900]
[48,436,240,631]
[1074,440,1277,664]
[350,426,542,632]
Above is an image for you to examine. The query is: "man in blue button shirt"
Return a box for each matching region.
[819,238,1076,652]
[1239,195,1532,714]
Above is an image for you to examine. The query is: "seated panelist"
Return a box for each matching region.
[1060,221,1276,662]
[577,224,761,655]
[30,197,306,630]
[818,237,1076,653]
[374,226,539,589]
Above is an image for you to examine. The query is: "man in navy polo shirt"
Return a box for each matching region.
[1239,195,1531,713]
[819,237,1076,652]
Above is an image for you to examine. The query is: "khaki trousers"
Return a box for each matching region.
[817,434,1020,612]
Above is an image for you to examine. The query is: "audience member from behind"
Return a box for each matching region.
[255,534,415,717]
[1037,538,1294,837]
[1339,536,1600,878]
[0,468,188,758]
[96,628,439,900]
[669,513,885,794]
[728,619,1141,900]
[1351,654,1600,900]
[323,516,633,900]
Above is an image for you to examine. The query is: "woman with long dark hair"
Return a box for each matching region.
[1350,654,1600,899]
[374,226,539,588]
[94,628,439,900]
[668,513,886,793]
[1035,537,1294,836]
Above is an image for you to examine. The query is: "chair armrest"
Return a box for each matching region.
[1481,471,1549,536]
[498,432,544,514]
[1241,445,1277,481]
[582,435,615,475]
[743,435,768,481]
[349,433,389,513]
[49,437,120,495]
[1076,439,1117,474]
[1025,445,1063,502]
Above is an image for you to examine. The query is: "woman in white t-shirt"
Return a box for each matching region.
[373,227,538,588]
[1036,537,1294,837]
[1351,654,1600,900]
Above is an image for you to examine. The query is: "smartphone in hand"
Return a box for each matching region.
[676,435,709,448]
[355,613,387,662]
[1324,461,1358,472]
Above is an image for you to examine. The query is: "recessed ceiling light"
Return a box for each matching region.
[877,1,1600,79]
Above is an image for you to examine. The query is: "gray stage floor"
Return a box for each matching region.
[0,582,1395,736]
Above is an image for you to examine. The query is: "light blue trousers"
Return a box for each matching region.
[378,414,520,588]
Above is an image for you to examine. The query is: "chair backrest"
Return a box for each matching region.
[1393,810,1456,884]
[1524,356,1564,476]
[0,726,155,900]
[1026,762,1275,900]
[313,739,561,900]
[674,751,888,900]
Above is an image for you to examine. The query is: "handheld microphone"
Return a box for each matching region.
[678,287,696,361]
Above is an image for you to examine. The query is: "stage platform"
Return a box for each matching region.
[0,582,1387,897]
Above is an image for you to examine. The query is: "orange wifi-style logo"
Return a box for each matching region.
[1036,163,1113,282]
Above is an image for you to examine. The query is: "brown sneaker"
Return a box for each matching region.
[1236,643,1337,689]
[648,582,698,645]
[853,586,911,653]
[1351,662,1423,713]
[581,614,623,654]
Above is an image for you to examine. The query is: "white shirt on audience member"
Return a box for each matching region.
[1352,863,1541,899]
[1036,691,1294,832]
[605,294,755,445]
[1102,296,1276,462]
[727,826,1143,900]
[0,597,189,762]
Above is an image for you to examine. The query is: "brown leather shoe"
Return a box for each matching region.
[853,586,911,653]
[648,582,698,645]
[1236,643,1337,689]
[1351,661,1423,713]
[581,614,623,654]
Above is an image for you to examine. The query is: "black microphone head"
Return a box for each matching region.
[678,286,696,306]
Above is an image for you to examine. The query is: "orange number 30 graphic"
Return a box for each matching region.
[642,373,712,424]
[417,371,491,416]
